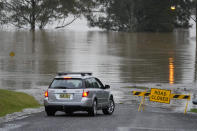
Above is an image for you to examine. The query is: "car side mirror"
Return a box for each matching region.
[104,85,110,89]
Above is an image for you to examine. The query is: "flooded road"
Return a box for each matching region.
[0,22,196,112]
[0,28,196,89]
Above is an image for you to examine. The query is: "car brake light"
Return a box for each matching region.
[45,90,48,97]
[64,77,72,79]
[82,90,89,97]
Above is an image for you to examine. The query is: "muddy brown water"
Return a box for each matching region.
[0,29,196,89]
[0,28,196,112]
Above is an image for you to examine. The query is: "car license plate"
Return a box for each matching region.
[60,93,71,99]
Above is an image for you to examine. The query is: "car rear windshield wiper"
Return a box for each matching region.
[52,86,69,89]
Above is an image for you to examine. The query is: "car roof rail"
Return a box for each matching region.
[57,72,92,76]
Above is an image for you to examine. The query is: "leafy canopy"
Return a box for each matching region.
[0,0,96,30]
[86,0,192,32]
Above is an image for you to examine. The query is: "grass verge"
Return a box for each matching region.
[190,108,197,113]
[0,89,41,117]
[121,86,148,90]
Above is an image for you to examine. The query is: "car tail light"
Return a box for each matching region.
[45,90,48,97]
[82,90,89,97]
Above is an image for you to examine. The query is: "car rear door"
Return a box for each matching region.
[48,78,84,103]
[48,89,83,103]
[85,78,102,108]
[91,78,109,107]
[94,78,110,106]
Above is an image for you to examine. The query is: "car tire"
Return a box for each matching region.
[65,111,73,115]
[46,110,56,116]
[193,101,197,105]
[45,107,56,116]
[102,98,115,115]
[89,100,97,116]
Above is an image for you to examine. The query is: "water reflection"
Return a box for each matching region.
[169,58,174,85]
[0,29,195,90]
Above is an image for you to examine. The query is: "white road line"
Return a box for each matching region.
[117,127,196,131]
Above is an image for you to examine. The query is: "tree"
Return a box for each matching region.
[0,2,2,14]
[0,0,95,30]
[0,1,5,24]
[173,0,192,28]
[191,0,196,22]
[86,0,192,32]
[134,0,175,32]
[54,0,97,29]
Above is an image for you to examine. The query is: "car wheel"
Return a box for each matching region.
[46,110,56,116]
[102,98,115,115]
[65,111,73,115]
[89,100,97,116]
[45,107,56,116]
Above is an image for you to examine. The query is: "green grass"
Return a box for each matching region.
[0,89,41,117]
[190,108,197,113]
[121,86,148,90]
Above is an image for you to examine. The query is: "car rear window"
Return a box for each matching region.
[50,78,83,89]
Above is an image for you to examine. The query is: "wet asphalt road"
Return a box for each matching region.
[0,104,197,131]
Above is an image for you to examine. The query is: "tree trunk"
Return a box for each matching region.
[31,0,36,31]
[31,22,35,31]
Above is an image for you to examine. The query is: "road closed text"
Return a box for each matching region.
[150,89,171,104]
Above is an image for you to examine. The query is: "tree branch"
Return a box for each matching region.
[190,16,196,22]
[55,15,80,29]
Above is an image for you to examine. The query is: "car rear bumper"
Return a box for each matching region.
[45,105,91,112]
[44,98,92,111]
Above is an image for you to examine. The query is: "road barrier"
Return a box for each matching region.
[133,91,150,96]
[171,94,190,100]
[133,91,190,100]
[132,88,190,114]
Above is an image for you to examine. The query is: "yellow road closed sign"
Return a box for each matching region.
[150,88,171,104]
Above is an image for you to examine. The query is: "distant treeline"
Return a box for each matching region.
[0,0,195,32]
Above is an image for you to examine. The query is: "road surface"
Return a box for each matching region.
[0,104,197,131]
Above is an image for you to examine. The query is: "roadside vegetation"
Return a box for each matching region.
[190,108,197,113]
[86,0,194,32]
[0,89,40,117]
[0,0,195,31]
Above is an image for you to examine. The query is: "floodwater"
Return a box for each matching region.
[0,20,196,114]
[0,28,196,90]
[0,20,196,112]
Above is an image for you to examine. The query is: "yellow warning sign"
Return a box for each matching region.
[150,88,171,104]
[9,52,15,57]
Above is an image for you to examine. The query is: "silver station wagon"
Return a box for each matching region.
[44,72,115,116]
